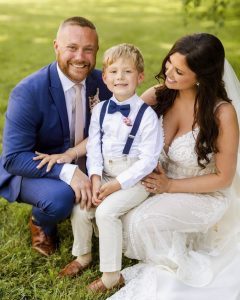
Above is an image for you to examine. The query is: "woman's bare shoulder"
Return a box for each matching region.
[215,101,237,120]
[215,101,239,133]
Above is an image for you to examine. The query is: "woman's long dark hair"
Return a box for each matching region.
[154,33,231,168]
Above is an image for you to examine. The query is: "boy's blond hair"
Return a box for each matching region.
[102,43,144,73]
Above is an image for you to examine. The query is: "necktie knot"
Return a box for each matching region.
[74,84,82,96]
[108,100,130,117]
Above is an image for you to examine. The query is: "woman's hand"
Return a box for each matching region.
[142,163,172,194]
[33,149,76,172]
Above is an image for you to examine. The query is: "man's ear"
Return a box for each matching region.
[53,40,58,54]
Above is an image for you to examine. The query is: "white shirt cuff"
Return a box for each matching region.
[59,163,78,185]
[116,174,132,190]
[88,168,102,179]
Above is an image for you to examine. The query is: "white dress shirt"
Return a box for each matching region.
[57,65,86,184]
[86,94,163,189]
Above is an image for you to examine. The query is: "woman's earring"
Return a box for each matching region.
[196,82,200,87]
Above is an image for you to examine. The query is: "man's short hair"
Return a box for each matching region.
[59,16,96,31]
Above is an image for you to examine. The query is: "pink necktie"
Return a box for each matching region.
[73,84,84,145]
[71,84,86,172]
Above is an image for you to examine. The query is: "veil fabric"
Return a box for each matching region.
[218,60,240,244]
[223,59,240,196]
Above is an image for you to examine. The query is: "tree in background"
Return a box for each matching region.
[182,0,231,28]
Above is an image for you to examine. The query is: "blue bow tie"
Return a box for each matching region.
[107,100,130,117]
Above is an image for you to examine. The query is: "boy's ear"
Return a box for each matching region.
[102,72,107,84]
[138,72,145,84]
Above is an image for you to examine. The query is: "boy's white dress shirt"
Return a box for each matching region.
[86,93,163,189]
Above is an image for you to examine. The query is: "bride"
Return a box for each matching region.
[109,33,240,300]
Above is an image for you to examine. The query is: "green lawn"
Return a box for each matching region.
[0,0,239,299]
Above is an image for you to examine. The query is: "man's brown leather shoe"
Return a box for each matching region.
[29,217,56,256]
[58,260,88,277]
[87,274,125,293]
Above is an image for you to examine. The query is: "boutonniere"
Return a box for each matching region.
[123,117,132,126]
[89,88,100,112]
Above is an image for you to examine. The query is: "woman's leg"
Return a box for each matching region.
[122,192,227,261]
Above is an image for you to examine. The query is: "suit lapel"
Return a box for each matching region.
[48,65,99,143]
[49,62,70,149]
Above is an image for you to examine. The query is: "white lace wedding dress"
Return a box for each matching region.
[108,116,240,300]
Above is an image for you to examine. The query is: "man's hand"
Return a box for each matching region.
[70,168,92,210]
[98,179,121,201]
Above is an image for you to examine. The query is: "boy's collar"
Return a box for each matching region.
[111,93,138,105]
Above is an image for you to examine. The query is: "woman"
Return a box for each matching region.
[109,33,240,299]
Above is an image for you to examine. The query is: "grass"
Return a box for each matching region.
[0,0,239,299]
[0,200,133,299]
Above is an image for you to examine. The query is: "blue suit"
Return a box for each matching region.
[0,62,111,235]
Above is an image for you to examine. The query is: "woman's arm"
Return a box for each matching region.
[141,86,159,105]
[33,138,88,171]
[143,103,239,194]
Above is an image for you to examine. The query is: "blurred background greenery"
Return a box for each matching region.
[0,0,239,141]
[0,0,239,299]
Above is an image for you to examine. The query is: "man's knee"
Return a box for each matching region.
[51,189,75,220]
[33,184,74,222]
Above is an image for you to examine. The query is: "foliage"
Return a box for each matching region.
[182,0,238,28]
[0,0,239,299]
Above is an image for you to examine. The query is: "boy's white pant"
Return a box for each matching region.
[71,157,149,272]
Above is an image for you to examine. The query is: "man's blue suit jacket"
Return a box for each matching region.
[0,62,112,203]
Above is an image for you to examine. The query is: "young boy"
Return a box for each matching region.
[59,43,163,291]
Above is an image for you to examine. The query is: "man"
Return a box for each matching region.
[0,16,111,257]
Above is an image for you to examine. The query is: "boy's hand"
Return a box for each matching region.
[91,175,102,207]
[98,179,121,201]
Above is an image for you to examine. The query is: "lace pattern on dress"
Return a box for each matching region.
[121,128,231,288]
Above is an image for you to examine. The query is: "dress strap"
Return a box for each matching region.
[214,100,229,112]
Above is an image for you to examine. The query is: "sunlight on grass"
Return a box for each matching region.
[0,0,50,2]
[0,14,15,20]
[0,0,239,299]
[0,34,8,41]
[33,37,50,44]
[158,42,175,50]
